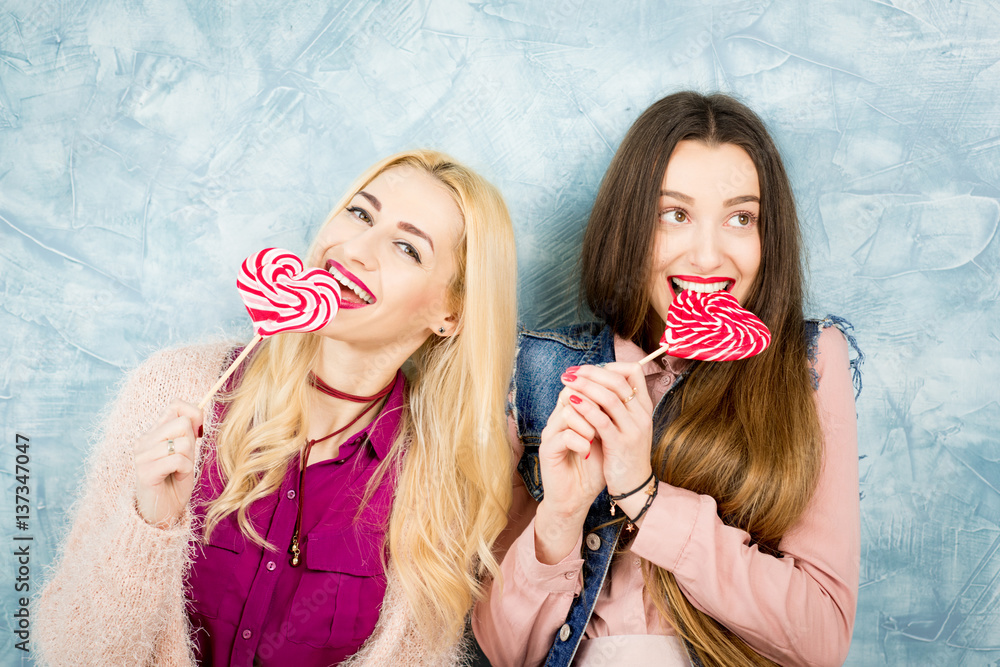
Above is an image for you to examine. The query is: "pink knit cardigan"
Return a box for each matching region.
[34,343,461,667]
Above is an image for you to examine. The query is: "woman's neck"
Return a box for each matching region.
[303,337,406,460]
[313,336,409,396]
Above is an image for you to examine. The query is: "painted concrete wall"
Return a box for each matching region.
[2,1,998,664]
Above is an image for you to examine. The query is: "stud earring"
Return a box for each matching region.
[438,327,446,334]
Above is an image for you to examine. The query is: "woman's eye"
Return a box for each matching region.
[347,206,372,225]
[661,209,688,224]
[396,242,422,264]
[728,212,756,228]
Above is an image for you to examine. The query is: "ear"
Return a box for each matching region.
[434,313,460,338]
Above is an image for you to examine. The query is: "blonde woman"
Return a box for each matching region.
[36,150,517,666]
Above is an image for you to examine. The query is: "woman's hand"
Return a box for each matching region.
[533,376,607,564]
[559,363,654,512]
[133,400,204,528]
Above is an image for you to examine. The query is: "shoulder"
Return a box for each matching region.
[133,341,236,382]
[805,316,864,399]
[514,322,611,393]
[518,321,607,349]
[516,322,607,366]
[104,341,239,437]
[516,322,614,373]
[124,341,237,398]
[511,323,613,449]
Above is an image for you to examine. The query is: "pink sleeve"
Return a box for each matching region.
[472,416,585,667]
[473,517,584,667]
[630,326,860,667]
[34,345,232,666]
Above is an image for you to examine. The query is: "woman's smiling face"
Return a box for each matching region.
[647,140,762,326]
[310,165,464,351]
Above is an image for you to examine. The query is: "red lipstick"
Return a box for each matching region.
[325,260,376,309]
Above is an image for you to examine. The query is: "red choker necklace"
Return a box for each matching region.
[308,371,394,403]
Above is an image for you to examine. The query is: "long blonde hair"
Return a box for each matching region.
[203,149,518,642]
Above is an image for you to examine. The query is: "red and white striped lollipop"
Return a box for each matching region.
[660,290,770,361]
[198,248,341,409]
[639,290,771,366]
[237,248,341,336]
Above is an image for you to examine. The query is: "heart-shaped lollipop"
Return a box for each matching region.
[237,248,341,336]
[198,248,342,409]
[638,290,771,366]
[660,290,770,361]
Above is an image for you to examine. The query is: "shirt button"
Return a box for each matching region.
[286,490,295,500]
[242,629,252,640]
[558,623,572,642]
[585,533,601,551]
[266,560,276,571]
[563,571,574,580]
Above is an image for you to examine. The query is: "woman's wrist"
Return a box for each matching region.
[534,500,587,565]
[611,474,658,523]
[134,498,179,530]
[607,465,654,499]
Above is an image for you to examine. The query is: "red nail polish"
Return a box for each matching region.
[561,373,577,382]
[585,452,590,460]
[569,395,582,405]
[197,426,204,438]
[566,366,580,372]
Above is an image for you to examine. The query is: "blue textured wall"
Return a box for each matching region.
[2,1,999,664]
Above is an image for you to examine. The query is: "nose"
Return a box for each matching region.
[688,221,724,272]
[338,223,378,270]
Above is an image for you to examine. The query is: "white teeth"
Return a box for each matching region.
[328,266,374,303]
[674,278,730,293]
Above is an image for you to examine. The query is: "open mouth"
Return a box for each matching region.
[325,261,375,309]
[669,275,734,299]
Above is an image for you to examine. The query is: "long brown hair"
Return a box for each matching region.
[581,92,821,666]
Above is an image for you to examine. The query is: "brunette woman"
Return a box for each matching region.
[37,149,517,666]
[474,93,861,666]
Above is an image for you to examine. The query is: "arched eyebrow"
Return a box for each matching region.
[723,195,760,207]
[660,189,694,204]
[355,191,435,252]
[358,191,381,211]
[398,222,434,252]
[660,190,759,207]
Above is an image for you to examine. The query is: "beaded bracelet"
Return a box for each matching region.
[609,471,656,517]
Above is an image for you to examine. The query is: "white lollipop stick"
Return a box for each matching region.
[197,334,263,410]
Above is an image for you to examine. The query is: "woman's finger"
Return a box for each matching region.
[134,417,197,464]
[560,370,644,429]
[600,362,653,411]
[152,399,205,432]
[135,447,196,487]
[559,398,598,441]
[542,404,598,460]
[565,393,626,450]
[559,428,594,458]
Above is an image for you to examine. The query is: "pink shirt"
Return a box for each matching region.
[473,327,860,666]
[187,370,406,666]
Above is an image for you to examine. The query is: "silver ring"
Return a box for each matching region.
[166,439,175,456]
[623,387,638,404]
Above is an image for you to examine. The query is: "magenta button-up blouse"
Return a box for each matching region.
[187,370,406,666]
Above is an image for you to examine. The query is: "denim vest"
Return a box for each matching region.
[510,317,862,667]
